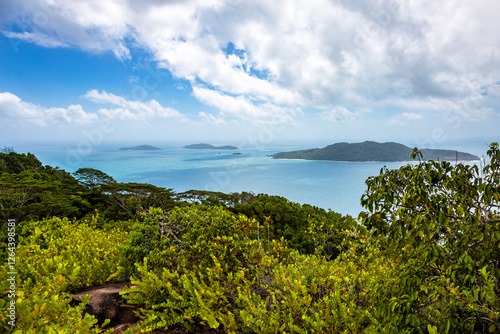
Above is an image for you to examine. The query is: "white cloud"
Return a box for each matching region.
[198,111,226,125]
[321,107,358,122]
[192,86,298,123]
[0,90,188,127]
[2,31,69,48]
[0,91,98,125]
[401,112,423,121]
[2,0,131,59]
[382,94,494,122]
[2,0,499,125]
[84,89,187,121]
[389,112,424,126]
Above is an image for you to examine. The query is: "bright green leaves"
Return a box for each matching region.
[0,216,126,333]
[233,194,356,256]
[360,142,500,333]
[121,206,382,333]
[410,147,424,162]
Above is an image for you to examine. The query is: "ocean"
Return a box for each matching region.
[9,141,491,217]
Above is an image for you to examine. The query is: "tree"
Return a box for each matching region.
[0,171,87,221]
[233,194,355,255]
[178,190,257,207]
[102,182,176,219]
[0,157,88,221]
[73,168,116,189]
[0,151,42,173]
[360,142,500,333]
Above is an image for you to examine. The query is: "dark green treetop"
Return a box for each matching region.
[73,167,116,189]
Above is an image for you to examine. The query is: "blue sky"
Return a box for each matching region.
[1,0,499,150]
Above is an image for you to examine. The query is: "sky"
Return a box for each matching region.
[0,0,499,151]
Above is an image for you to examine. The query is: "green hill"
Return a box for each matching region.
[271,141,479,162]
[183,143,239,150]
[119,145,162,151]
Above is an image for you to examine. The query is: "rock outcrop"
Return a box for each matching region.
[71,281,141,333]
[71,281,222,333]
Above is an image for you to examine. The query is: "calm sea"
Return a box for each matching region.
[10,141,490,217]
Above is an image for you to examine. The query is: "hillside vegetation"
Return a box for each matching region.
[1,143,499,333]
[272,141,480,162]
[183,143,239,150]
[119,145,162,151]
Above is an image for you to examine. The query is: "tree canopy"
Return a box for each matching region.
[73,168,116,189]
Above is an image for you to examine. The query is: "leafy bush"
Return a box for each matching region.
[359,143,500,333]
[120,205,261,275]
[121,206,387,333]
[0,216,128,333]
[121,205,265,331]
[233,194,356,256]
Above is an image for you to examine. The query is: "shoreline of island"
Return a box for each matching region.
[270,141,480,162]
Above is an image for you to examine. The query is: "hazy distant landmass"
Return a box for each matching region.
[271,141,480,162]
[183,143,239,150]
[119,145,162,151]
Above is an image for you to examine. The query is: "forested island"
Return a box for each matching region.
[119,145,162,151]
[1,143,499,334]
[272,141,479,162]
[183,143,239,150]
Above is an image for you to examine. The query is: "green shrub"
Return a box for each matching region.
[121,205,393,333]
[360,143,500,333]
[233,194,356,256]
[121,205,265,331]
[0,216,128,333]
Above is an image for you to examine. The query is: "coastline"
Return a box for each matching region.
[270,157,481,163]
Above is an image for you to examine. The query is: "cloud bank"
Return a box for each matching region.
[2,0,500,126]
[84,90,187,121]
[0,92,98,126]
[0,90,187,126]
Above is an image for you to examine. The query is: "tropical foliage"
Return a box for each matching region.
[0,152,87,222]
[0,143,498,333]
[359,143,500,333]
[0,215,128,333]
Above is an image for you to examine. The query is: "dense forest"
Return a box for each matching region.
[272,141,480,162]
[1,143,499,333]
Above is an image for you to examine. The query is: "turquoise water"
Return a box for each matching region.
[11,142,488,217]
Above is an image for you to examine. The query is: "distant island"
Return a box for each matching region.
[183,143,239,150]
[271,141,480,162]
[119,145,162,151]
